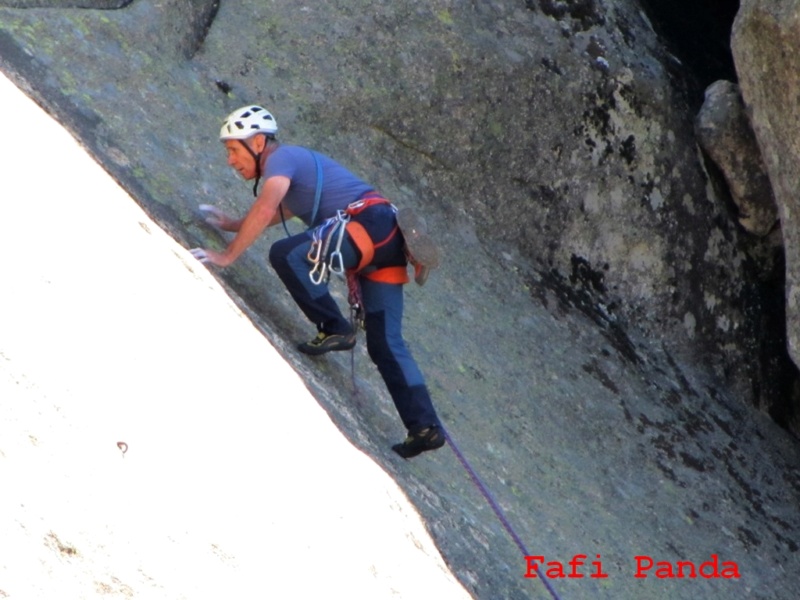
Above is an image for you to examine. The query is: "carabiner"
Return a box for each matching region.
[329,211,350,277]
[307,238,323,264]
[329,250,345,275]
[309,261,328,285]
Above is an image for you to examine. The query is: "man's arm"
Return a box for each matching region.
[191,175,291,267]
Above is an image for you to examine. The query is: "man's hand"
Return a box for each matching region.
[198,204,243,232]
[189,247,233,268]
[191,176,291,269]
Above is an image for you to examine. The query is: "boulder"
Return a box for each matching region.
[695,79,779,237]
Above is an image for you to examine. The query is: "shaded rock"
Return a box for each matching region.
[732,0,800,429]
[638,0,740,90]
[695,79,779,238]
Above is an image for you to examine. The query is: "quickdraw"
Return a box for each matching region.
[307,208,367,331]
[307,210,351,285]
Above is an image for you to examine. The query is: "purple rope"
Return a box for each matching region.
[443,428,563,600]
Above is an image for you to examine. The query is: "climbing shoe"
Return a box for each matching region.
[396,207,440,286]
[392,426,446,459]
[297,331,356,356]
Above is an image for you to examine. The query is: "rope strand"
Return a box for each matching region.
[443,427,563,600]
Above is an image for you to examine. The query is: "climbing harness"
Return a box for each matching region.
[308,194,412,343]
[343,197,407,284]
[443,427,563,600]
[306,194,408,312]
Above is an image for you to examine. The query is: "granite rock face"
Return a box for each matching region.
[1,1,799,598]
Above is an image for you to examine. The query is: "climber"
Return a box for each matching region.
[189,105,445,458]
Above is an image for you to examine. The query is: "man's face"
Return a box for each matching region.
[224,137,263,180]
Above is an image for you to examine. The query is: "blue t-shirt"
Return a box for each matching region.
[263,145,374,226]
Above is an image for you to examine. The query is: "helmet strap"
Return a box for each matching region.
[251,167,262,197]
[238,139,263,197]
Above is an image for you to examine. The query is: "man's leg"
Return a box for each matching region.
[268,232,352,337]
[360,278,443,442]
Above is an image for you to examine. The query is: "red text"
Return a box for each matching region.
[634,554,740,579]
[525,554,609,579]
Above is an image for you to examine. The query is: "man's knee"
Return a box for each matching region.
[270,236,311,275]
[268,238,289,269]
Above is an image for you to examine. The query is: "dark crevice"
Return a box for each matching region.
[181,0,220,59]
[638,0,740,90]
[638,0,800,433]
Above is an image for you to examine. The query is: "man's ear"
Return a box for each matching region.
[250,134,267,154]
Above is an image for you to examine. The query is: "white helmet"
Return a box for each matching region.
[219,105,278,140]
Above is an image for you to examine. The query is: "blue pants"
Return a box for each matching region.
[269,223,441,433]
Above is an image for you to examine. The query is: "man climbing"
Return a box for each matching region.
[190,105,445,458]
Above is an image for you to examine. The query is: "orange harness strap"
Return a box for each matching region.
[346,221,376,272]
[344,197,409,285]
[363,266,409,284]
